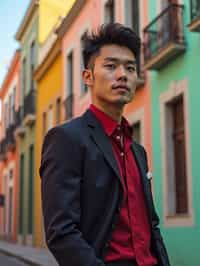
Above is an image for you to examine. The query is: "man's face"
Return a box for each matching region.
[83,44,138,109]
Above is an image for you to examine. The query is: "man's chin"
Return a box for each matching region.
[112,98,132,107]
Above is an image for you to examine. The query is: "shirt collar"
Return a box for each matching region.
[90,104,133,138]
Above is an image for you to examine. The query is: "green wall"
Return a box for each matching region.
[17,11,38,243]
[149,1,200,265]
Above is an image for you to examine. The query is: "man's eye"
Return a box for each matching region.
[127,66,136,72]
[105,64,115,69]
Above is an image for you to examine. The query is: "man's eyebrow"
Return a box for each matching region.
[104,57,136,65]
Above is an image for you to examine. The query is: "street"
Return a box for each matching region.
[0,252,30,266]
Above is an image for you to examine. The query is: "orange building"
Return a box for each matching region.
[0,50,21,242]
[57,0,153,167]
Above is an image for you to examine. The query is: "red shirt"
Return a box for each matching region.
[90,104,157,266]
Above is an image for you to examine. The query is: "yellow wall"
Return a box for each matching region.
[39,0,76,44]
[34,52,62,247]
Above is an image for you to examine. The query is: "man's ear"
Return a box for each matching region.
[82,69,94,87]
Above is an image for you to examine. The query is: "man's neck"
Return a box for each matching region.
[92,102,123,123]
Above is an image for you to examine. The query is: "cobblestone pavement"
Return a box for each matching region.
[0,252,30,266]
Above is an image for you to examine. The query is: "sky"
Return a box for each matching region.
[0,0,30,87]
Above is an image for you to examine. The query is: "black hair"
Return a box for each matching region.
[82,23,141,69]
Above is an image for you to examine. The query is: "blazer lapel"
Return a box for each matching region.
[131,142,148,188]
[84,110,122,183]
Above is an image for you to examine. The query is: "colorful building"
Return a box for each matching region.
[13,0,77,247]
[33,0,77,247]
[15,0,39,245]
[34,34,63,247]
[143,0,200,265]
[0,50,21,242]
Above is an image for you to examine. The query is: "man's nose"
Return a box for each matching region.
[115,65,127,81]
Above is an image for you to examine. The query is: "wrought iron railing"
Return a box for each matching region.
[23,89,36,118]
[5,125,15,147]
[190,0,200,22]
[14,107,22,128]
[0,139,6,157]
[64,94,74,120]
[143,4,185,62]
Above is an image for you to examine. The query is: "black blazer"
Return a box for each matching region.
[40,109,170,266]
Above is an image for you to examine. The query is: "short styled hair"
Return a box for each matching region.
[82,23,141,69]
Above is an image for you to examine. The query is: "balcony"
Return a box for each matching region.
[5,125,16,151]
[188,0,200,32]
[23,89,36,126]
[14,107,22,128]
[143,4,185,70]
[0,139,7,161]
[63,94,74,121]
[14,107,26,138]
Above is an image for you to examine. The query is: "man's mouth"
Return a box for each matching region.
[112,84,130,92]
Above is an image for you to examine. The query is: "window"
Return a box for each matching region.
[4,103,8,129]
[160,80,193,226]
[164,95,188,215]
[65,51,74,119]
[48,105,53,131]
[125,0,140,35]
[8,95,12,126]
[104,0,115,23]
[172,97,188,214]
[124,0,143,76]
[56,98,61,125]
[22,58,26,101]
[3,175,7,233]
[42,112,47,137]
[66,51,73,97]
[13,87,16,124]
[30,41,35,91]
[19,154,24,235]
[28,145,34,234]
[8,187,13,234]
[80,33,88,95]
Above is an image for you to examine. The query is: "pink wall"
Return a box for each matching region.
[0,51,20,241]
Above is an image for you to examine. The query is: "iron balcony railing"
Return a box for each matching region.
[64,94,74,120]
[190,0,200,22]
[5,125,15,148]
[143,4,185,62]
[23,89,36,118]
[14,107,22,128]
[0,139,6,157]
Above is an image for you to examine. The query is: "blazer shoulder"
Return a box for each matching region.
[45,115,85,140]
[133,141,146,155]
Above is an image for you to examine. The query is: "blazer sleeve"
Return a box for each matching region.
[40,126,106,266]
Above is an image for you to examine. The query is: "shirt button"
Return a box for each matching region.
[116,135,120,140]
[105,242,109,248]
[120,152,124,156]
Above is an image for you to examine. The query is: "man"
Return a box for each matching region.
[40,23,170,266]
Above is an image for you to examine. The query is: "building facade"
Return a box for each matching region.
[34,0,77,247]
[15,0,39,245]
[143,0,200,265]
[0,50,21,242]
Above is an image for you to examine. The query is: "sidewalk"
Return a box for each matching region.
[0,240,58,266]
